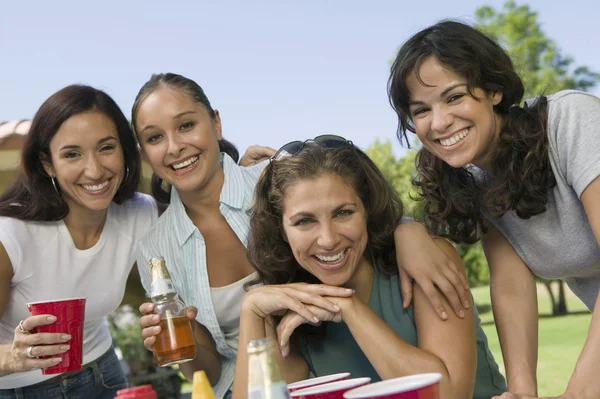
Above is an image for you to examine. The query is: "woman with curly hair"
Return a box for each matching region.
[232,137,506,399]
[388,20,600,399]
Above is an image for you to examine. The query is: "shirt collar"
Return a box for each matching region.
[219,153,246,210]
[169,153,246,247]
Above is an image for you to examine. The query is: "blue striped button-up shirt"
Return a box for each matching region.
[136,154,267,397]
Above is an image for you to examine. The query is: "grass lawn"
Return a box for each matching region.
[472,283,592,396]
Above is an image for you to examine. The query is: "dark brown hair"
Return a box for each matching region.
[0,85,140,221]
[131,73,239,204]
[388,21,554,243]
[247,143,404,287]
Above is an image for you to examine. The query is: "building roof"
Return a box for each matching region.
[0,120,31,144]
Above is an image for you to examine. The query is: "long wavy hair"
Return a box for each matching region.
[388,21,554,244]
[247,143,404,287]
[0,85,140,221]
[131,73,239,204]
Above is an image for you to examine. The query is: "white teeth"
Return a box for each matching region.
[315,249,347,263]
[82,181,109,192]
[440,128,469,147]
[172,156,199,170]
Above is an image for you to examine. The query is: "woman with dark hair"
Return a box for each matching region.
[0,85,158,397]
[131,74,465,398]
[389,21,600,399]
[232,138,506,399]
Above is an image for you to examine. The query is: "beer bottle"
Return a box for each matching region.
[149,256,196,366]
[192,370,216,399]
[247,338,291,399]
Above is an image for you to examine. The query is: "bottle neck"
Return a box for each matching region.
[150,276,176,298]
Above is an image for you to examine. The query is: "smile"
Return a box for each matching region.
[81,180,109,193]
[439,128,469,147]
[314,249,348,266]
[171,155,199,171]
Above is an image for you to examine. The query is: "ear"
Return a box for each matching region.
[280,226,289,243]
[213,110,223,141]
[40,154,55,178]
[491,91,503,106]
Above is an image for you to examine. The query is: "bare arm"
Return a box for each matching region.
[481,222,538,395]
[342,238,476,399]
[561,177,600,399]
[0,242,69,376]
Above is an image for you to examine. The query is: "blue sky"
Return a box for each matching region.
[1,0,598,157]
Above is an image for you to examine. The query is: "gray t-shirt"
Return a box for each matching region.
[484,90,600,310]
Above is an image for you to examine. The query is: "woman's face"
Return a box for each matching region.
[281,173,370,288]
[406,55,503,170]
[135,85,223,194]
[43,110,125,215]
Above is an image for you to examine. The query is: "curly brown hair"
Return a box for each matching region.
[388,21,555,244]
[247,142,404,287]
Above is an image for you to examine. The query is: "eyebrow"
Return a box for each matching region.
[59,136,117,151]
[138,110,196,134]
[408,83,468,106]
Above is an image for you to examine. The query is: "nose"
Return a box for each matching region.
[316,221,341,250]
[430,107,453,133]
[166,133,186,157]
[84,155,103,180]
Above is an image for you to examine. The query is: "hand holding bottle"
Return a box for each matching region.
[138,302,197,350]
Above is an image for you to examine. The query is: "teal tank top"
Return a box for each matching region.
[300,269,507,399]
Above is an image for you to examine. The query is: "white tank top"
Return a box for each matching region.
[209,272,258,350]
[0,193,157,389]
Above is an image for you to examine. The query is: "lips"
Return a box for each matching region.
[171,155,199,170]
[80,180,110,194]
[438,127,469,147]
[312,249,349,270]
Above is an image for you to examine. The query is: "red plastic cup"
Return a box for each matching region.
[343,373,442,399]
[288,373,351,393]
[116,385,157,399]
[26,297,86,375]
[291,377,371,399]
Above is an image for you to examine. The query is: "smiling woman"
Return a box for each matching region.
[232,140,506,399]
[0,85,158,399]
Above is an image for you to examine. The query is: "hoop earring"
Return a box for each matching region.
[51,177,60,194]
[122,165,130,186]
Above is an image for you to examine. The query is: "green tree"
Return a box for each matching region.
[476,1,600,101]
[476,1,600,314]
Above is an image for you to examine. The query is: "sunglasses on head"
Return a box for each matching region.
[272,135,353,161]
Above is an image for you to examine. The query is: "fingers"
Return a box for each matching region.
[140,313,160,329]
[185,306,198,320]
[399,269,413,309]
[420,283,450,320]
[276,312,306,358]
[448,259,470,292]
[285,288,343,314]
[139,302,155,315]
[21,332,71,346]
[291,283,354,299]
[434,273,469,318]
[19,315,57,333]
[27,343,70,358]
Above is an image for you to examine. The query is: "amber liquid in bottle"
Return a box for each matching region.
[153,316,196,366]
[149,257,197,367]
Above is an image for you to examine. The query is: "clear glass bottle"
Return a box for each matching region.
[247,338,291,399]
[149,256,196,367]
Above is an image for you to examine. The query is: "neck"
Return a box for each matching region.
[345,257,374,304]
[62,206,108,250]
[178,165,225,222]
[471,113,504,173]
